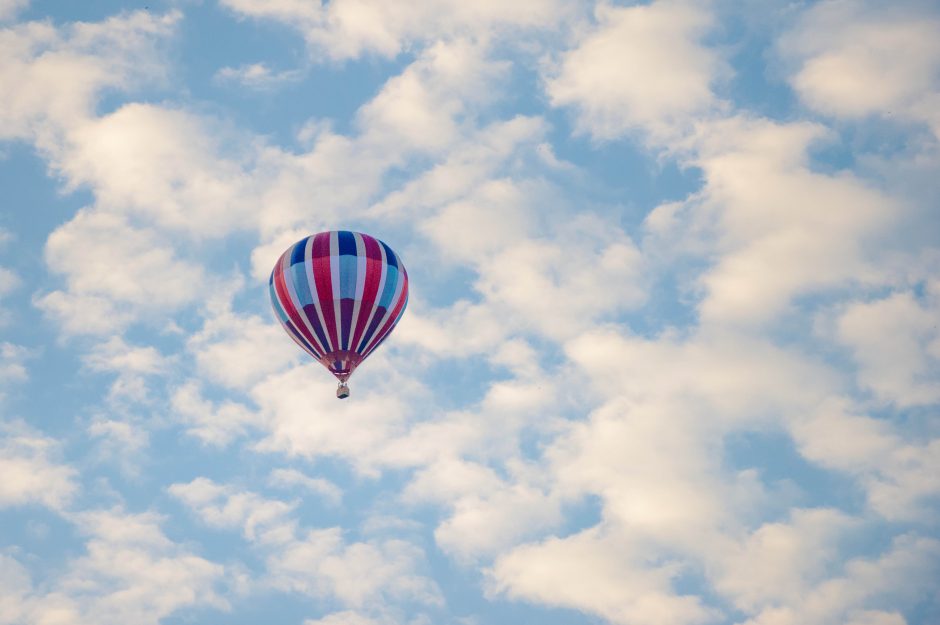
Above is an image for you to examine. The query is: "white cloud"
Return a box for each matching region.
[88,418,150,475]
[55,104,259,236]
[44,508,226,625]
[171,382,260,447]
[780,0,940,135]
[0,421,76,510]
[267,528,442,609]
[215,62,303,89]
[0,0,29,22]
[646,116,895,326]
[369,115,548,220]
[251,363,418,475]
[188,309,299,391]
[304,612,382,625]
[737,533,940,625]
[403,457,563,562]
[84,336,169,375]
[220,0,573,61]
[171,477,442,610]
[83,336,172,403]
[410,208,647,350]
[268,468,342,506]
[0,266,18,296]
[710,508,857,612]
[0,554,31,624]
[791,399,940,521]
[834,289,940,406]
[546,0,724,140]
[356,39,509,155]
[245,38,511,244]
[0,341,29,391]
[34,291,134,337]
[474,217,646,340]
[0,9,180,145]
[3,3,938,624]
[2,508,226,625]
[169,477,297,543]
[489,524,717,625]
[37,210,205,335]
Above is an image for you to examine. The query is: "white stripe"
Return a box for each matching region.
[347,232,367,349]
[280,251,325,357]
[353,240,387,353]
[362,250,406,354]
[330,231,343,351]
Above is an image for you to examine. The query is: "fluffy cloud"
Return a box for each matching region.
[737,533,940,625]
[834,289,940,406]
[171,477,442,610]
[710,508,857,612]
[404,457,564,562]
[780,0,940,135]
[0,342,29,397]
[169,477,297,542]
[0,9,179,145]
[791,400,940,521]
[546,0,724,140]
[646,116,895,326]
[12,509,227,625]
[249,355,428,474]
[54,104,260,236]
[220,0,573,60]
[268,468,343,506]
[214,62,303,89]
[187,307,299,391]
[0,265,18,298]
[0,0,28,22]
[4,2,940,624]
[83,336,172,403]
[36,210,205,335]
[0,421,76,509]
[489,525,717,625]
[267,528,442,609]
[171,382,260,447]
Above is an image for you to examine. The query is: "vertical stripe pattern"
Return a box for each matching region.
[270,230,409,383]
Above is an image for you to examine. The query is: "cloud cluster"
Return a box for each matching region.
[2,0,939,624]
[170,476,442,619]
[779,0,940,136]
[0,509,226,625]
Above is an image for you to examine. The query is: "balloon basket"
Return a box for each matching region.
[336,382,350,399]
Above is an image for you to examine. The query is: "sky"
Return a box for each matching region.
[1,0,939,624]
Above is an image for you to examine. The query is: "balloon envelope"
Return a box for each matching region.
[269,231,409,384]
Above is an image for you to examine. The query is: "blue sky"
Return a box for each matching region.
[1,1,939,624]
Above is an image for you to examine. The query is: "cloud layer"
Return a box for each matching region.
[1,1,938,624]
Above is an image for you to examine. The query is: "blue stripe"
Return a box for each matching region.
[338,231,357,256]
[269,283,289,324]
[339,255,358,299]
[377,265,399,309]
[290,238,307,265]
[290,262,315,307]
[380,241,398,268]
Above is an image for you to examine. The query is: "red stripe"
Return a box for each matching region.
[311,232,338,352]
[350,235,383,354]
[363,270,408,357]
[273,252,321,351]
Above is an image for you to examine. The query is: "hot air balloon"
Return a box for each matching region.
[269,231,409,399]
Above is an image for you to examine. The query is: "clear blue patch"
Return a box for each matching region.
[724,428,866,514]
